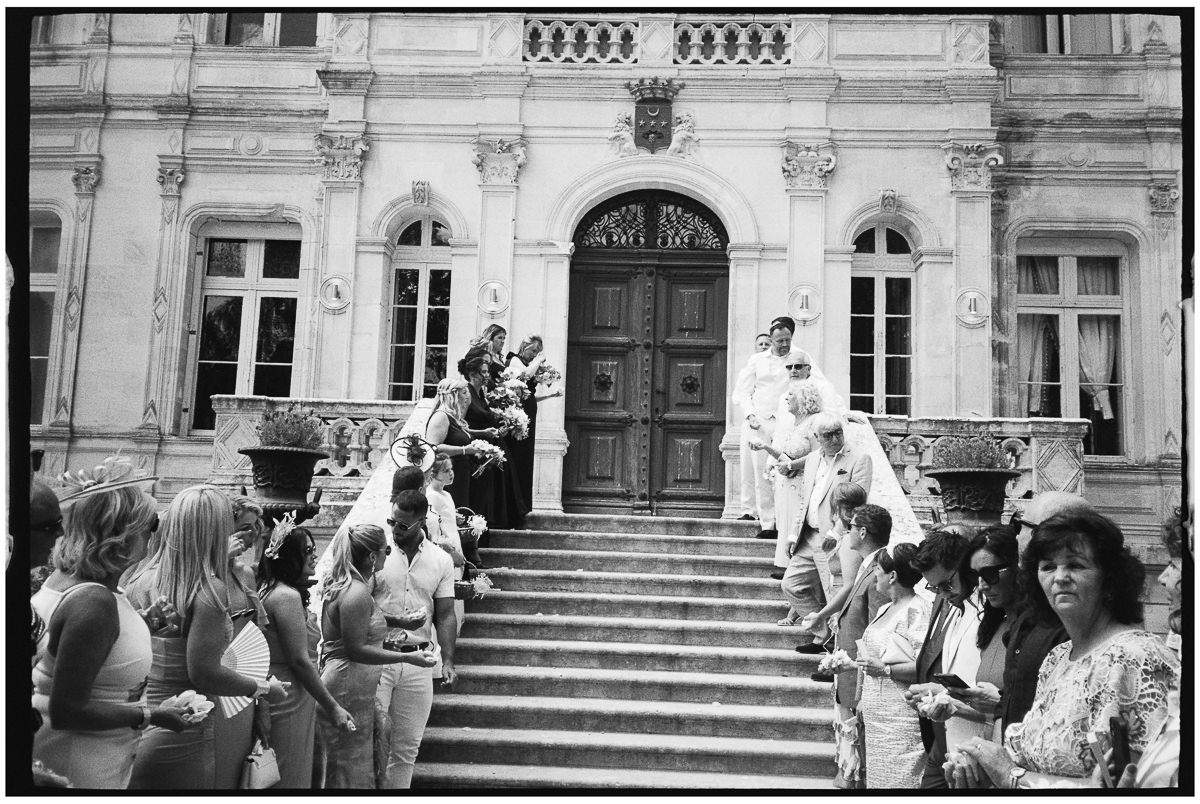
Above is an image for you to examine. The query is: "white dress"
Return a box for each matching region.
[856,596,932,789]
[768,397,815,567]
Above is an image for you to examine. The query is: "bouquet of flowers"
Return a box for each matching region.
[161,690,215,724]
[455,571,496,601]
[486,379,530,409]
[457,510,488,539]
[468,440,506,476]
[532,361,562,388]
[138,596,183,637]
[817,649,856,674]
[500,406,530,440]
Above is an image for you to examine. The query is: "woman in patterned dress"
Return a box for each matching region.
[947,510,1179,788]
[854,543,932,789]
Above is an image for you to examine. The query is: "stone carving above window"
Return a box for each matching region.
[412,180,429,206]
[879,188,898,214]
[314,133,369,181]
[942,142,1004,191]
[665,112,698,160]
[780,141,837,189]
[608,112,638,158]
[472,137,527,185]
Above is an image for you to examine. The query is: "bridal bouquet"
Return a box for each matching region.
[500,406,530,440]
[138,596,183,637]
[817,649,856,673]
[532,361,562,387]
[161,690,215,724]
[468,440,506,476]
[486,378,530,409]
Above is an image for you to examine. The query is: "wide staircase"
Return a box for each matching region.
[412,513,835,789]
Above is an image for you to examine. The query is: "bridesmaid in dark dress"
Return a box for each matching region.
[504,334,563,512]
[424,378,486,509]
[459,353,528,533]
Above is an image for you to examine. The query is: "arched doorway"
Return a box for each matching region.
[563,191,729,516]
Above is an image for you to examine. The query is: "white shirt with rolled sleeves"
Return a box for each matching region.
[734,350,790,420]
[373,536,456,651]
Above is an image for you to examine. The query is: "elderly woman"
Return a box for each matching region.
[32,460,191,787]
[126,485,289,789]
[946,510,1179,789]
[505,333,563,512]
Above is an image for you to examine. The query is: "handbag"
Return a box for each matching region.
[240,737,280,789]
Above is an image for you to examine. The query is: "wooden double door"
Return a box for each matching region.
[564,252,728,516]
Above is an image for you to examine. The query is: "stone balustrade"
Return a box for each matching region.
[523,19,639,64]
[674,20,791,65]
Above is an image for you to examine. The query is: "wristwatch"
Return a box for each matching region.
[883,664,892,678]
[132,704,152,731]
[1008,766,1028,789]
[253,678,271,699]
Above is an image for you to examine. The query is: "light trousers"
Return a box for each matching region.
[374,661,435,789]
[738,425,757,517]
[746,418,777,529]
[782,539,827,643]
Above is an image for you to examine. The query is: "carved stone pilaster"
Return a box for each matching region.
[72,165,101,194]
[472,137,527,185]
[1148,182,1179,215]
[780,141,837,189]
[942,142,1004,191]
[175,13,196,42]
[156,167,185,197]
[314,133,369,182]
[88,13,110,44]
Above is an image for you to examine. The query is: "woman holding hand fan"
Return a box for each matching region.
[126,485,289,789]
[32,456,192,788]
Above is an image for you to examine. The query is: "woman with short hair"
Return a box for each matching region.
[257,524,353,788]
[33,463,191,788]
[948,510,1179,788]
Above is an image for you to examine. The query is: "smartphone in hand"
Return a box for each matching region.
[932,672,970,689]
[1109,715,1131,776]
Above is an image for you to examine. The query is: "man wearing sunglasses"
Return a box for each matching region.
[373,489,457,788]
[905,528,976,789]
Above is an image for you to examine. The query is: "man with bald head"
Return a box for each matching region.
[1012,490,1094,552]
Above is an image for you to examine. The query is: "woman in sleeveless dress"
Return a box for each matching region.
[854,544,931,789]
[318,524,437,789]
[425,378,485,509]
[258,524,354,788]
[505,334,564,512]
[461,353,525,532]
[32,461,191,788]
[125,485,289,790]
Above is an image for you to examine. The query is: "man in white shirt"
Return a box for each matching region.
[787,412,873,651]
[731,332,773,520]
[732,317,794,539]
[373,489,458,788]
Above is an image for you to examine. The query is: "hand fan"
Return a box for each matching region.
[216,624,271,718]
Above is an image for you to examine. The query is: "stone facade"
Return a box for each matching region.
[26,13,1183,554]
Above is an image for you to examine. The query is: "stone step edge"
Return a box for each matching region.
[477,589,788,609]
[456,664,822,690]
[465,611,814,633]
[412,762,832,789]
[482,547,773,566]
[433,693,831,723]
[526,512,761,528]
[483,567,781,586]
[458,636,820,662]
[490,528,767,544]
[422,726,833,756]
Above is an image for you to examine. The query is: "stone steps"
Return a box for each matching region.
[474,589,789,621]
[418,727,832,777]
[449,665,830,708]
[413,513,835,789]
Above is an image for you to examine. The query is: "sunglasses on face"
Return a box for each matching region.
[976,564,1011,586]
[818,430,843,439]
[925,577,957,595]
[386,518,422,533]
[785,363,810,370]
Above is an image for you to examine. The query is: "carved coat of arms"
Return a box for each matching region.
[626,77,684,155]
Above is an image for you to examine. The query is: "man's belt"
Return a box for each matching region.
[384,640,432,653]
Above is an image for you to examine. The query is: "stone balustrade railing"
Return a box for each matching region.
[674,20,791,65]
[523,19,639,64]
[868,414,1090,509]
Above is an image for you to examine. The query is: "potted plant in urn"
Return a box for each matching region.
[238,404,329,510]
[925,435,1020,527]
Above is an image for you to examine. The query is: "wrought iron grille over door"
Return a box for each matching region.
[565,192,729,516]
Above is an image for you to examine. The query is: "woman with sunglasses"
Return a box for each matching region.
[318,524,436,789]
[32,458,192,788]
[257,524,354,788]
[126,485,289,789]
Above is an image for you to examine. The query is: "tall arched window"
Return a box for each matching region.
[29,212,63,425]
[388,216,452,400]
[850,223,913,416]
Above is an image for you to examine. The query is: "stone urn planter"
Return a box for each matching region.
[926,467,1020,528]
[238,445,328,508]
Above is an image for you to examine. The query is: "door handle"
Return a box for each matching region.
[642,340,653,349]
[640,416,650,425]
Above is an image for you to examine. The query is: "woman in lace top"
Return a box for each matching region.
[947,510,1179,789]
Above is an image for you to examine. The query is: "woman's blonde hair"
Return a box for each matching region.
[322,523,386,603]
[517,334,544,355]
[54,486,157,580]
[129,485,232,616]
[231,495,263,520]
[434,377,470,426]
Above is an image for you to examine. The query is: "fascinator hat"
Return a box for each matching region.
[58,453,158,503]
[389,433,436,473]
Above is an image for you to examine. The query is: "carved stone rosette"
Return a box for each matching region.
[780,141,837,189]
[472,137,527,185]
[72,165,101,194]
[942,142,1004,191]
[314,133,370,181]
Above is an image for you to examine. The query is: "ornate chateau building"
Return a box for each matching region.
[26,13,1184,556]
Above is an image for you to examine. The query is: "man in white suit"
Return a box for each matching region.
[785,411,873,652]
[732,317,794,540]
[731,332,773,520]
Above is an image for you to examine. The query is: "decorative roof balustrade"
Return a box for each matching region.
[523,19,639,64]
[674,20,791,65]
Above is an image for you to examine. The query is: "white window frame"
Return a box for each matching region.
[388,216,453,402]
[850,223,915,416]
[1015,237,1128,456]
[28,217,65,426]
[1041,14,1119,55]
[184,222,303,433]
[208,12,323,47]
